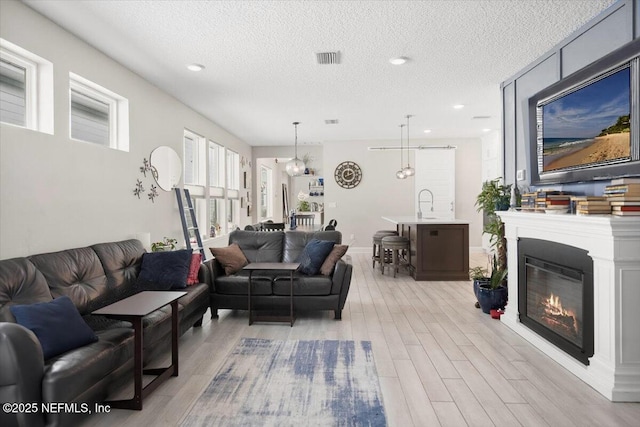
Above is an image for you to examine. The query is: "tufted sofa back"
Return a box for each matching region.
[0,240,145,318]
[226,230,343,265]
[0,258,53,322]
[92,239,144,305]
[282,231,342,263]
[228,230,284,263]
[28,247,109,315]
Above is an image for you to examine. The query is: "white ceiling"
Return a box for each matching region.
[23,0,617,146]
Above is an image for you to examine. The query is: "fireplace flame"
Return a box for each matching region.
[543,293,578,335]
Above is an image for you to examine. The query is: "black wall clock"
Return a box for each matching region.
[334,161,362,189]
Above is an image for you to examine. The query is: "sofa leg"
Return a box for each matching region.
[334,310,342,320]
[194,316,204,327]
[211,309,219,319]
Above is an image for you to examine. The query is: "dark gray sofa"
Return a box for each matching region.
[206,230,352,319]
[0,239,210,427]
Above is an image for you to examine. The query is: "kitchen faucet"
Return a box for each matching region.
[417,188,434,219]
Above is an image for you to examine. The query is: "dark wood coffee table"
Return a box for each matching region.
[244,262,299,326]
[92,290,186,410]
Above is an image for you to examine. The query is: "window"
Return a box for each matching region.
[227,198,239,234]
[0,59,27,126]
[226,149,240,190]
[0,38,53,134]
[69,73,129,150]
[183,131,242,238]
[184,130,205,186]
[209,199,223,237]
[259,165,273,220]
[226,149,240,233]
[209,141,225,189]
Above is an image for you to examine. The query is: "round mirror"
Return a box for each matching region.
[150,146,181,191]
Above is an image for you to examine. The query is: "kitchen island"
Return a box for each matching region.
[382,216,469,281]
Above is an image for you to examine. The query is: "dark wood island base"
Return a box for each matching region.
[383,216,469,281]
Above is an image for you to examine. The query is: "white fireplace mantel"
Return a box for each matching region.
[497,211,640,402]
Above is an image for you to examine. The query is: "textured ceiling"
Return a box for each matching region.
[23,0,617,146]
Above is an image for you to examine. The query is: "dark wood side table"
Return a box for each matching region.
[244,262,299,326]
[92,290,186,410]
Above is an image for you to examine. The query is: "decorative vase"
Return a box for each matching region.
[477,284,508,314]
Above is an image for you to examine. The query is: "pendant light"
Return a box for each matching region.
[402,114,415,177]
[285,121,305,176]
[396,124,407,179]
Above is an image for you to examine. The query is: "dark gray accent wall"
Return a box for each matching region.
[514,55,558,186]
[501,0,638,188]
[502,82,516,183]
[561,4,633,76]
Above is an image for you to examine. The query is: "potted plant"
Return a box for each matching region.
[151,237,177,252]
[474,178,511,313]
[476,255,508,314]
[475,178,511,278]
[298,200,310,212]
[469,265,489,308]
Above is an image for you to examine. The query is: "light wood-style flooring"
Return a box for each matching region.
[81,252,640,426]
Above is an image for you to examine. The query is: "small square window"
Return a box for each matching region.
[0,59,27,126]
[0,38,53,134]
[69,73,129,151]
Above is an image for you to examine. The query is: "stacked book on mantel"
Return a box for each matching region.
[604,178,640,216]
[536,191,571,213]
[572,196,611,215]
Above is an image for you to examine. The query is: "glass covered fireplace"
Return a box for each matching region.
[518,238,594,365]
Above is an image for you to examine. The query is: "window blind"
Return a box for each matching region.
[0,59,26,126]
[184,134,196,184]
[70,89,110,145]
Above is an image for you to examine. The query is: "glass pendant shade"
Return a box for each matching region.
[403,165,415,176]
[403,114,415,176]
[286,121,305,176]
[286,157,305,176]
[396,123,407,179]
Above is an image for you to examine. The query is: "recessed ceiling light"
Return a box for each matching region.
[482,128,491,132]
[186,63,205,72]
[423,129,432,133]
[389,56,408,65]
[453,104,465,109]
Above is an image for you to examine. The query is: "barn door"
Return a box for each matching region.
[414,148,456,219]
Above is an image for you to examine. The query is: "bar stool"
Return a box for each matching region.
[372,230,398,269]
[380,235,410,277]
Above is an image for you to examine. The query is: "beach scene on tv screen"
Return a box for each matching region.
[542,67,631,172]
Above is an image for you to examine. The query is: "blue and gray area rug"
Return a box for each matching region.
[181,338,387,426]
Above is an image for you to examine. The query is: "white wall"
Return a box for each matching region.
[322,138,484,251]
[0,1,252,259]
[480,130,503,251]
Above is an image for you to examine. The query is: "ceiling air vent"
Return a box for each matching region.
[325,119,339,125]
[316,51,341,65]
[472,115,491,120]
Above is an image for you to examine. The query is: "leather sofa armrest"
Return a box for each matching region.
[0,323,45,427]
[331,255,353,310]
[331,256,353,315]
[201,258,224,292]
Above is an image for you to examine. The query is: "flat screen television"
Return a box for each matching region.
[532,52,639,185]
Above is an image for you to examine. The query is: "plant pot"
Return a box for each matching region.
[473,278,489,300]
[477,284,508,314]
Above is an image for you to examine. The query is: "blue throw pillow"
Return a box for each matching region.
[296,239,336,275]
[136,249,192,290]
[10,296,98,360]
